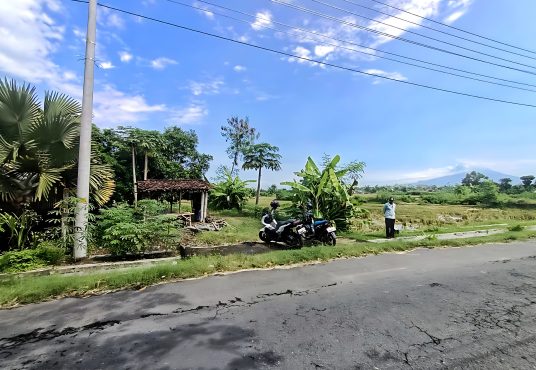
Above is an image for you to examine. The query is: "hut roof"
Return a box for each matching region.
[137,179,211,193]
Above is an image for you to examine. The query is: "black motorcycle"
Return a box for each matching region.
[259,201,303,248]
[296,210,337,246]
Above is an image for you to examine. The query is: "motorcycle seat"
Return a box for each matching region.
[314,220,328,226]
[276,220,294,228]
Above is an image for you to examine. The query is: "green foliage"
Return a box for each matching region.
[520,175,535,188]
[461,171,488,187]
[48,197,95,252]
[0,79,115,207]
[282,155,366,230]
[95,200,181,256]
[93,126,212,202]
[0,209,40,250]
[35,241,65,265]
[0,243,65,273]
[498,178,513,193]
[508,224,524,232]
[242,143,282,204]
[220,116,258,173]
[210,170,254,210]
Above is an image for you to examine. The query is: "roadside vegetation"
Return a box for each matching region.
[1,78,536,306]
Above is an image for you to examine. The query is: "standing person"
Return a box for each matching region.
[383,197,396,239]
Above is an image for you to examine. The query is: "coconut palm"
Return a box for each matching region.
[0,78,115,206]
[242,143,282,205]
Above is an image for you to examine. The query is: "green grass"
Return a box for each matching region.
[190,216,260,246]
[1,230,535,308]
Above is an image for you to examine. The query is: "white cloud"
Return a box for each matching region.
[98,7,125,29]
[189,78,224,96]
[167,104,208,125]
[193,1,214,19]
[251,11,273,30]
[150,57,178,70]
[443,10,465,24]
[363,69,408,84]
[119,51,133,62]
[0,0,64,83]
[367,0,442,47]
[93,85,166,125]
[444,0,473,24]
[100,61,115,69]
[233,65,246,72]
[314,45,335,58]
[62,71,77,81]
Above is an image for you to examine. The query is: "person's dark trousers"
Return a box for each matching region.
[385,218,395,238]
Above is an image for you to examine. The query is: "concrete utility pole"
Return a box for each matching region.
[74,0,97,259]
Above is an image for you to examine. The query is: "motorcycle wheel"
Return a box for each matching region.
[324,232,336,246]
[287,233,303,248]
[259,230,269,242]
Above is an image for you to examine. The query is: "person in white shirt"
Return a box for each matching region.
[383,197,396,238]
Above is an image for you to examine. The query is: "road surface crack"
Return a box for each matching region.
[0,320,120,350]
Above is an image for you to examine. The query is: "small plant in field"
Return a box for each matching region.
[508,224,524,232]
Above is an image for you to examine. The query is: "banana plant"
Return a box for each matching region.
[282,155,365,230]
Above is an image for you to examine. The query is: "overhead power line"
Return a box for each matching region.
[70,0,536,108]
[367,0,536,55]
[330,0,536,61]
[271,0,536,75]
[189,0,536,89]
[306,0,536,63]
[167,0,536,93]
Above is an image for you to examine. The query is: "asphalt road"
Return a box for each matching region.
[2,241,536,370]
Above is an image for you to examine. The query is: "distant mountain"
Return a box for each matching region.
[412,169,520,186]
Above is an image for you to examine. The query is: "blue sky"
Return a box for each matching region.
[1,0,535,186]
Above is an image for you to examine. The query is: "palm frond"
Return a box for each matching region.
[0,79,40,160]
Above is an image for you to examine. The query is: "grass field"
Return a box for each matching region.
[186,196,536,245]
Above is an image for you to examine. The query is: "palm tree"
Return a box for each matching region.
[242,143,282,205]
[138,130,162,181]
[0,78,115,207]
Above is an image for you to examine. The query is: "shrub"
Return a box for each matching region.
[96,202,182,256]
[210,170,254,210]
[102,222,152,256]
[508,224,525,232]
[35,242,65,265]
[0,250,45,273]
[0,243,65,273]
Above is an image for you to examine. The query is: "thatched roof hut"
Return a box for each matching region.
[137,179,211,222]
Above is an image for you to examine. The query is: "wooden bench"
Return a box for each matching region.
[177,212,194,227]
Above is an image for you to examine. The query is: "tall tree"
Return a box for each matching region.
[117,127,143,207]
[520,175,535,189]
[461,171,488,187]
[221,116,258,174]
[242,143,282,205]
[92,126,213,202]
[498,178,512,192]
[0,79,115,207]
[137,130,162,180]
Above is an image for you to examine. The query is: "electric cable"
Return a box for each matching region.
[168,0,536,93]
[185,0,536,89]
[367,0,536,55]
[69,0,536,108]
[271,0,536,75]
